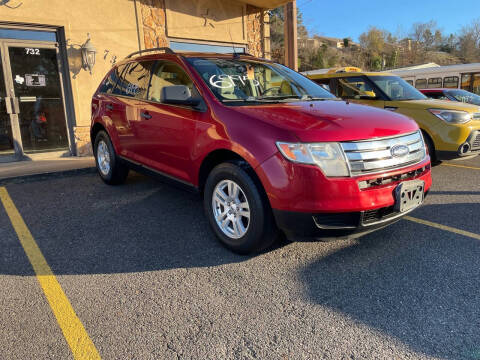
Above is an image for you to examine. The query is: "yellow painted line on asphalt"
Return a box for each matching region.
[441,163,480,171]
[0,187,101,360]
[405,215,480,241]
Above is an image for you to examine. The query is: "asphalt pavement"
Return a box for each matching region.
[1,156,479,359]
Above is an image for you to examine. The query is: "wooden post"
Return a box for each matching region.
[284,0,297,70]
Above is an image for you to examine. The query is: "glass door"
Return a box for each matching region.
[0,51,15,157]
[3,43,69,154]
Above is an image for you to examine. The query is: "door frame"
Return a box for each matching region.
[0,39,72,159]
[0,24,76,162]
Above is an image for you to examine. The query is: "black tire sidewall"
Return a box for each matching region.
[94,131,119,183]
[204,162,270,254]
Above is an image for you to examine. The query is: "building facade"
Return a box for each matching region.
[0,0,286,161]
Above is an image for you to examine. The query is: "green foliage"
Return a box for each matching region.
[269,6,480,72]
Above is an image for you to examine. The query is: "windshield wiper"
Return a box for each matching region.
[221,98,282,103]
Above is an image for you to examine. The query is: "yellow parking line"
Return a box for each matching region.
[404,215,480,241]
[0,187,101,360]
[441,163,480,170]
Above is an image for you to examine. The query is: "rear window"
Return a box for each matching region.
[98,64,128,94]
[113,61,155,99]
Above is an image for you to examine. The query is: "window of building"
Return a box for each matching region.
[415,79,427,89]
[169,40,246,54]
[147,61,194,103]
[427,77,442,88]
[0,28,56,42]
[443,76,459,88]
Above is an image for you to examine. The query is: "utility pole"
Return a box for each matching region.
[284,0,297,71]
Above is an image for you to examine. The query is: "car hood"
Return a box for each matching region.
[230,100,419,143]
[391,99,480,113]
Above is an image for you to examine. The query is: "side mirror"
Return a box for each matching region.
[161,85,201,107]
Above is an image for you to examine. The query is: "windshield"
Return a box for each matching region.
[446,89,480,106]
[186,57,335,104]
[369,76,427,101]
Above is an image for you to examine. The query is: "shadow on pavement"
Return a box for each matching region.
[1,172,255,276]
[300,203,480,360]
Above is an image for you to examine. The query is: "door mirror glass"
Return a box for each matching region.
[161,85,200,106]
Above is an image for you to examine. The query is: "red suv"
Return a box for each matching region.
[90,48,432,254]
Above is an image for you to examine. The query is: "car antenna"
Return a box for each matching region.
[228,28,238,58]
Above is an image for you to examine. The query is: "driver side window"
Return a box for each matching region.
[148,61,194,103]
[337,77,378,99]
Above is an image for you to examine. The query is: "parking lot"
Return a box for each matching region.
[1,156,479,360]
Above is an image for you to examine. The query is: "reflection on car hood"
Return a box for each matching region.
[230,100,419,143]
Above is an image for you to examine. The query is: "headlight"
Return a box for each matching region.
[428,109,472,124]
[276,142,349,177]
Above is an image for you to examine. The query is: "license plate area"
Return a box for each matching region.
[394,180,425,213]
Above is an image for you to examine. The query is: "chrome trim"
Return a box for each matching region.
[360,205,418,227]
[341,131,426,176]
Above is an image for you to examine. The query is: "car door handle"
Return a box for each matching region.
[140,112,152,119]
[106,104,114,111]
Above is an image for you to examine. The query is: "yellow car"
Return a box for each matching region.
[306,68,480,160]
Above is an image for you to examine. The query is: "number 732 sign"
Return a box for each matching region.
[25,48,40,55]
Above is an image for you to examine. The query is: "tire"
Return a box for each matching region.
[204,161,278,254]
[422,131,437,164]
[94,130,129,185]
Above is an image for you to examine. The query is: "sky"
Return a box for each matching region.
[297,0,480,42]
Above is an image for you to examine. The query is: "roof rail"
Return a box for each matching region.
[126,47,175,59]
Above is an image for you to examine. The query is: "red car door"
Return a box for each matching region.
[131,60,206,184]
[108,60,155,161]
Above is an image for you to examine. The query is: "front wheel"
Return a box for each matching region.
[94,130,129,185]
[204,162,277,254]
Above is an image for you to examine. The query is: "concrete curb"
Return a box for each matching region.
[0,167,97,185]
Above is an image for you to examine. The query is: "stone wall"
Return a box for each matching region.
[246,5,264,57]
[139,0,169,49]
[74,126,92,156]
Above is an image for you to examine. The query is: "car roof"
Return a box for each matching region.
[307,71,395,79]
[419,88,455,92]
[115,51,270,67]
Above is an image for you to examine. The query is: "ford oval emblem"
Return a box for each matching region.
[390,144,409,157]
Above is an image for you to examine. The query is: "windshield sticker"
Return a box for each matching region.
[209,74,260,89]
[25,74,46,87]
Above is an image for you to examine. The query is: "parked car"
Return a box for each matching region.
[91,49,432,254]
[420,88,480,106]
[305,68,480,160]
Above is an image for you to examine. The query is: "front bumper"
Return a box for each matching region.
[273,193,427,240]
[433,121,480,160]
[256,152,432,240]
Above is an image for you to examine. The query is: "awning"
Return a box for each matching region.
[237,0,292,9]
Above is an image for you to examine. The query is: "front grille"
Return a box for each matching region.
[362,206,397,225]
[472,132,480,150]
[341,131,426,176]
[358,165,430,190]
